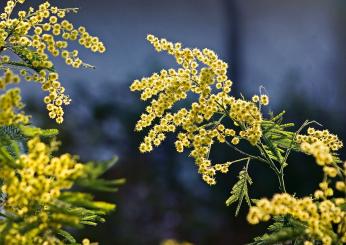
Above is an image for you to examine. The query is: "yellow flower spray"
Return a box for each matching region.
[0,0,105,124]
[0,1,123,244]
[131,35,346,245]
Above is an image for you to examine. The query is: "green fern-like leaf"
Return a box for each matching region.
[0,126,26,167]
[76,156,126,192]
[11,46,56,72]
[248,216,308,245]
[18,125,59,138]
[0,125,25,142]
[226,162,252,216]
[0,125,58,166]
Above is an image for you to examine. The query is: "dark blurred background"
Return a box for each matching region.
[14,0,346,244]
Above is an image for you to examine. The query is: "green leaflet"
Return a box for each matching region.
[0,125,25,167]
[18,125,59,138]
[59,192,116,213]
[248,216,307,245]
[261,115,298,165]
[76,156,126,192]
[56,229,77,244]
[10,46,56,72]
[248,215,342,245]
[226,160,252,216]
[0,125,59,167]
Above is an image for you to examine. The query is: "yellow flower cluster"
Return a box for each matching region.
[0,68,20,89]
[0,0,105,123]
[0,137,84,215]
[314,181,335,199]
[131,35,266,185]
[229,98,262,145]
[0,137,84,244]
[314,160,346,200]
[0,88,30,125]
[297,128,343,165]
[248,157,346,245]
[247,193,346,245]
[2,225,63,245]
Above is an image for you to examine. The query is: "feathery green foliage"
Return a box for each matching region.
[225,159,252,216]
[248,216,307,245]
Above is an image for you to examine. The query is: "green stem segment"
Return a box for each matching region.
[278,167,286,193]
[257,143,287,193]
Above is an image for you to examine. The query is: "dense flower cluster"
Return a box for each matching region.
[297,127,343,165]
[0,68,20,89]
[1,137,84,215]
[131,34,267,185]
[0,0,105,123]
[248,155,346,245]
[0,88,29,125]
[0,137,84,244]
[247,193,345,245]
[229,98,263,145]
[0,69,29,125]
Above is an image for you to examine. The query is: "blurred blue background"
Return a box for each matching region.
[14,0,346,244]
